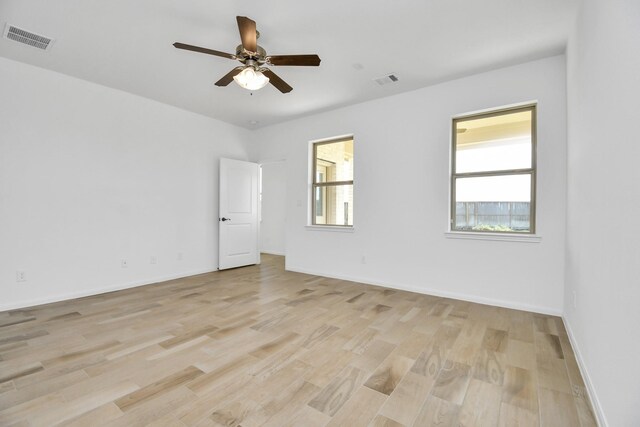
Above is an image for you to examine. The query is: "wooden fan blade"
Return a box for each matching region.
[262,69,293,93]
[267,54,321,66]
[236,16,257,53]
[215,67,244,87]
[173,42,235,60]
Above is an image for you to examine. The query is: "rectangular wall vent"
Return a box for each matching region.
[3,24,54,50]
[374,73,399,86]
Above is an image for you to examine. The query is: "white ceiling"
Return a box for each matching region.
[0,0,577,129]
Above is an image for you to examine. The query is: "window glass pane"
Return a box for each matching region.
[315,186,323,218]
[455,109,532,173]
[454,174,531,232]
[316,165,327,183]
[314,184,353,226]
[316,139,353,182]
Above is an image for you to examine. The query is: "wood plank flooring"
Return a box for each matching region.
[0,254,597,426]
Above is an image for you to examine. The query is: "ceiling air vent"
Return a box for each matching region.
[3,24,54,50]
[374,73,399,86]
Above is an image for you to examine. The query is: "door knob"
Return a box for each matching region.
[220,217,231,222]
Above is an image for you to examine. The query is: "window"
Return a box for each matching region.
[312,137,354,226]
[451,105,536,233]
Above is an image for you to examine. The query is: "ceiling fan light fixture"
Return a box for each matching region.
[174,16,320,93]
[233,67,269,91]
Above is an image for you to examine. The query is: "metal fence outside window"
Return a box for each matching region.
[455,202,530,231]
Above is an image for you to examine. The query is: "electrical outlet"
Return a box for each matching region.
[177,252,183,261]
[16,271,26,282]
[150,256,157,265]
[361,256,367,264]
[572,290,577,309]
[121,259,128,268]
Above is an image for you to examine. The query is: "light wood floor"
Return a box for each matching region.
[0,254,597,427]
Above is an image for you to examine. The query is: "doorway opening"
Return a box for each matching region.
[259,161,286,259]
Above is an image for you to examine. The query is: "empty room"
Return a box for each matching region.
[1,0,638,426]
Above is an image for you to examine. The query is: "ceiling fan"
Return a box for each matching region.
[173,16,321,93]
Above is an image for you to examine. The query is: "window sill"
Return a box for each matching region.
[305,225,355,233]
[444,231,541,243]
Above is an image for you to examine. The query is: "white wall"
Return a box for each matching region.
[260,161,287,255]
[564,0,640,425]
[0,57,252,310]
[256,55,567,314]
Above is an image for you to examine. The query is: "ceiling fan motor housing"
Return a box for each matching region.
[236,44,267,65]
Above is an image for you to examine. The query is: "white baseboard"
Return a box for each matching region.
[4,262,560,316]
[562,317,608,427]
[261,250,286,256]
[0,268,216,312]
[286,265,562,316]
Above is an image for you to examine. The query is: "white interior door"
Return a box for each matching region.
[219,158,259,270]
